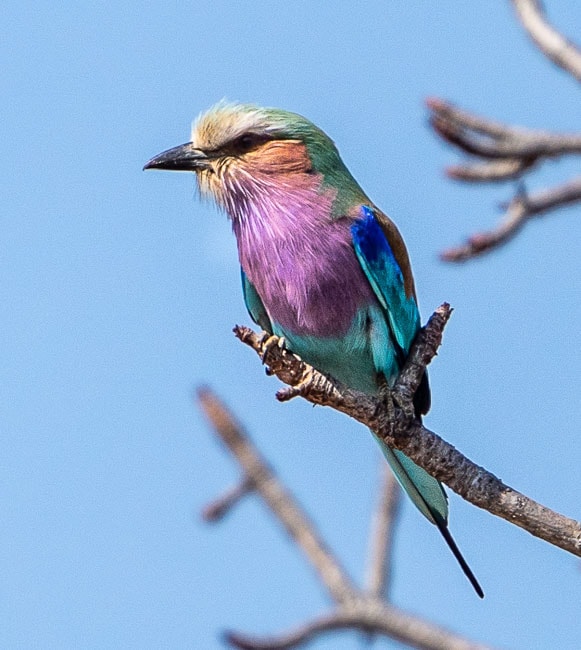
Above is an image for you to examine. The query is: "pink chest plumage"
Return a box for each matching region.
[229,175,375,337]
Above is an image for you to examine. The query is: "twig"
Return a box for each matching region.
[428,98,581,161]
[427,97,581,261]
[224,612,345,650]
[511,0,581,82]
[234,305,581,558]
[365,466,401,599]
[202,477,254,522]
[446,159,535,183]
[394,304,451,404]
[441,176,581,261]
[198,386,495,650]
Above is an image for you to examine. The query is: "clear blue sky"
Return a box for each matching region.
[3,2,581,648]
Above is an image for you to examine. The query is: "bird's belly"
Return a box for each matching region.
[273,304,399,395]
[240,214,378,337]
[261,267,374,340]
[238,217,399,389]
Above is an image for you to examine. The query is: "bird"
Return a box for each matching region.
[144,101,483,598]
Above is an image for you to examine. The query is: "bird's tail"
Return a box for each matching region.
[378,439,484,598]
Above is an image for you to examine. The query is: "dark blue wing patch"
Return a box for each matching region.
[351,206,420,355]
[351,206,402,273]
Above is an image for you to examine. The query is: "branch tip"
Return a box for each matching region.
[202,477,254,522]
[223,630,257,650]
[440,176,581,262]
[425,96,448,112]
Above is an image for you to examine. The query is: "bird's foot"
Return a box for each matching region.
[392,391,415,421]
[379,380,414,422]
[259,332,302,377]
[260,333,302,376]
[276,367,317,402]
[259,333,287,363]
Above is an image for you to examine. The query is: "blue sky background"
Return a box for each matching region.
[3,2,581,648]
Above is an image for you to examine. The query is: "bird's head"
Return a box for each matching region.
[144,101,365,215]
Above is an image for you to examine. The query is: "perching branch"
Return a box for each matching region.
[427,1,581,261]
[197,304,578,647]
[198,385,493,650]
[234,304,581,558]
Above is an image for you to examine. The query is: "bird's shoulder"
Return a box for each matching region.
[349,205,417,301]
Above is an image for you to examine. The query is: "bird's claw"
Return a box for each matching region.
[379,382,414,422]
[260,334,302,362]
[276,367,317,402]
[259,331,305,384]
[260,333,287,363]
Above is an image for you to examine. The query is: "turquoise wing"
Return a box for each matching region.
[351,205,430,413]
[350,205,448,524]
[241,268,272,333]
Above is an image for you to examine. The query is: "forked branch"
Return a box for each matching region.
[198,383,493,649]
[427,0,581,261]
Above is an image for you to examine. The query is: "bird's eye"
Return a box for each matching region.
[233,133,263,153]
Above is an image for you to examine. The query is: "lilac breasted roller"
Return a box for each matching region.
[145,102,483,597]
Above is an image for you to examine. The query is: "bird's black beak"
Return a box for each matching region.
[143,143,210,172]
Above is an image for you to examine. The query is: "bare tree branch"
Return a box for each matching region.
[365,466,401,599]
[511,0,581,82]
[225,602,493,650]
[428,98,581,160]
[224,612,345,650]
[446,158,535,183]
[441,177,581,261]
[426,0,581,261]
[198,386,495,650]
[233,305,581,558]
[197,386,355,604]
[427,96,581,261]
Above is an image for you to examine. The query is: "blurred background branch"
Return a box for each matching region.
[197,387,493,650]
[427,0,581,261]
[365,467,401,600]
[511,0,581,81]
